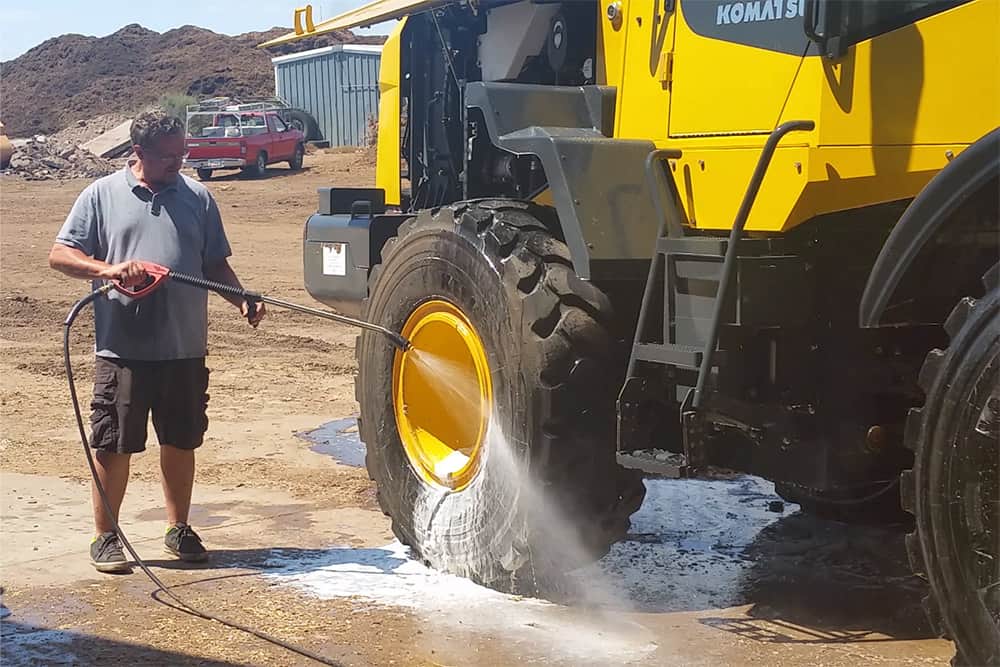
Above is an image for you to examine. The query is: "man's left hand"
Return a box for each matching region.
[241,300,266,328]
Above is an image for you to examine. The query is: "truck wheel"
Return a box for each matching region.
[774,480,908,524]
[288,144,304,171]
[196,168,213,181]
[253,151,267,178]
[356,200,645,592]
[903,267,999,666]
[279,108,320,141]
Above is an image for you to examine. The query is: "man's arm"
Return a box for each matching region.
[203,258,266,326]
[49,243,147,285]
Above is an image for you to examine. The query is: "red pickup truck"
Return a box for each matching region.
[184,110,305,181]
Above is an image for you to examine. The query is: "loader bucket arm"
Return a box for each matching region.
[258,0,455,47]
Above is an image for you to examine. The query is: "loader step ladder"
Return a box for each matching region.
[617,121,815,476]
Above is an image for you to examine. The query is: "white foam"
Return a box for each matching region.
[433,450,470,477]
[576,475,790,612]
[264,539,503,610]
[0,626,77,664]
[264,540,658,664]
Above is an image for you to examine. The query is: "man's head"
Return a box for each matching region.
[130,112,186,187]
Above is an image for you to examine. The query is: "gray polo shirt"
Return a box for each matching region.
[56,164,232,360]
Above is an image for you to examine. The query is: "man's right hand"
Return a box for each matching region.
[49,244,150,285]
[99,260,149,287]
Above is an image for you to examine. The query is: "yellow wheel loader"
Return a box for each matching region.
[265,1,999,661]
[0,122,13,169]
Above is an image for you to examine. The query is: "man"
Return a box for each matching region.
[49,111,265,573]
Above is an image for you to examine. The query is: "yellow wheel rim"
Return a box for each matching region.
[393,300,492,491]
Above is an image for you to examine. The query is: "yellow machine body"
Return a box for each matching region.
[268,1,998,232]
[603,0,1000,231]
[274,8,1000,661]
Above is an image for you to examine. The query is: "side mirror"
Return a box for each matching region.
[804,0,847,59]
[803,0,824,43]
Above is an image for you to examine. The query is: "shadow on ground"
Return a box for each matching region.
[195,165,314,183]
[701,511,930,644]
[0,620,247,666]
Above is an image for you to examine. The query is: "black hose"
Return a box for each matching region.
[169,271,262,302]
[64,286,342,666]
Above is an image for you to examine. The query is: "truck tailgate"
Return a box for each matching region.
[186,140,243,159]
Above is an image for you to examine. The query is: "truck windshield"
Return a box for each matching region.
[845,0,969,44]
[186,112,270,139]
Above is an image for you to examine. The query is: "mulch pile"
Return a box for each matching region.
[1,24,384,137]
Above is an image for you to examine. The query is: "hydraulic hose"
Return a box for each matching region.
[64,285,343,666]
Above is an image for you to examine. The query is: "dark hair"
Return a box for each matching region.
[130,112,183,149]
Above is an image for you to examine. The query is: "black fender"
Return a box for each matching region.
[465,82,662,280]
[859,128,1000,327]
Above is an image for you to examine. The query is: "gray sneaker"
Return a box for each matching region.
[90,532,131,573]
[164,523,208,562]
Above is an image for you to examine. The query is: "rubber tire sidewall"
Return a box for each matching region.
[289,145,304,171]
[358,214,531,588]
[280,109,320,141]
[915,288,1000,665]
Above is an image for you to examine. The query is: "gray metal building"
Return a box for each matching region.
[272,45,382,147]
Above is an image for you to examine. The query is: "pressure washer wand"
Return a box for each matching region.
[246,293,412,352]
[116,262,411,351]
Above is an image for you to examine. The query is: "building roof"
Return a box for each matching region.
[271,44,382,66]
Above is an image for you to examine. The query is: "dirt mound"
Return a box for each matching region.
[2,138,118,180]
[1,24,384,138]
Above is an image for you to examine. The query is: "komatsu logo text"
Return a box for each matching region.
[716,0,805,25]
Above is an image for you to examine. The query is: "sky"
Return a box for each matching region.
[0,0,391,62]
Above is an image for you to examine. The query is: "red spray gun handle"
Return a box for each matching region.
[111,262,171,299]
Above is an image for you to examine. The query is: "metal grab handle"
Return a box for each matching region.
[691,120,815,410]
[628,148,684,378]
[644,148,684,239]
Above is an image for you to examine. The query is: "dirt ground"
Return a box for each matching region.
[0,151,955,665]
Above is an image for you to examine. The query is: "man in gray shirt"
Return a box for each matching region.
[49,111,266,572]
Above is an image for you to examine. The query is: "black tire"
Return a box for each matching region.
[774,480,909,524]
[356,200,646,593]
[253,151,267,178]
[196,168,213,181]
[288,144,304,171]
[279,108,320,141]
[902,267,999,666]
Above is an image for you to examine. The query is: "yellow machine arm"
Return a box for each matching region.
[259,0,456,47]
